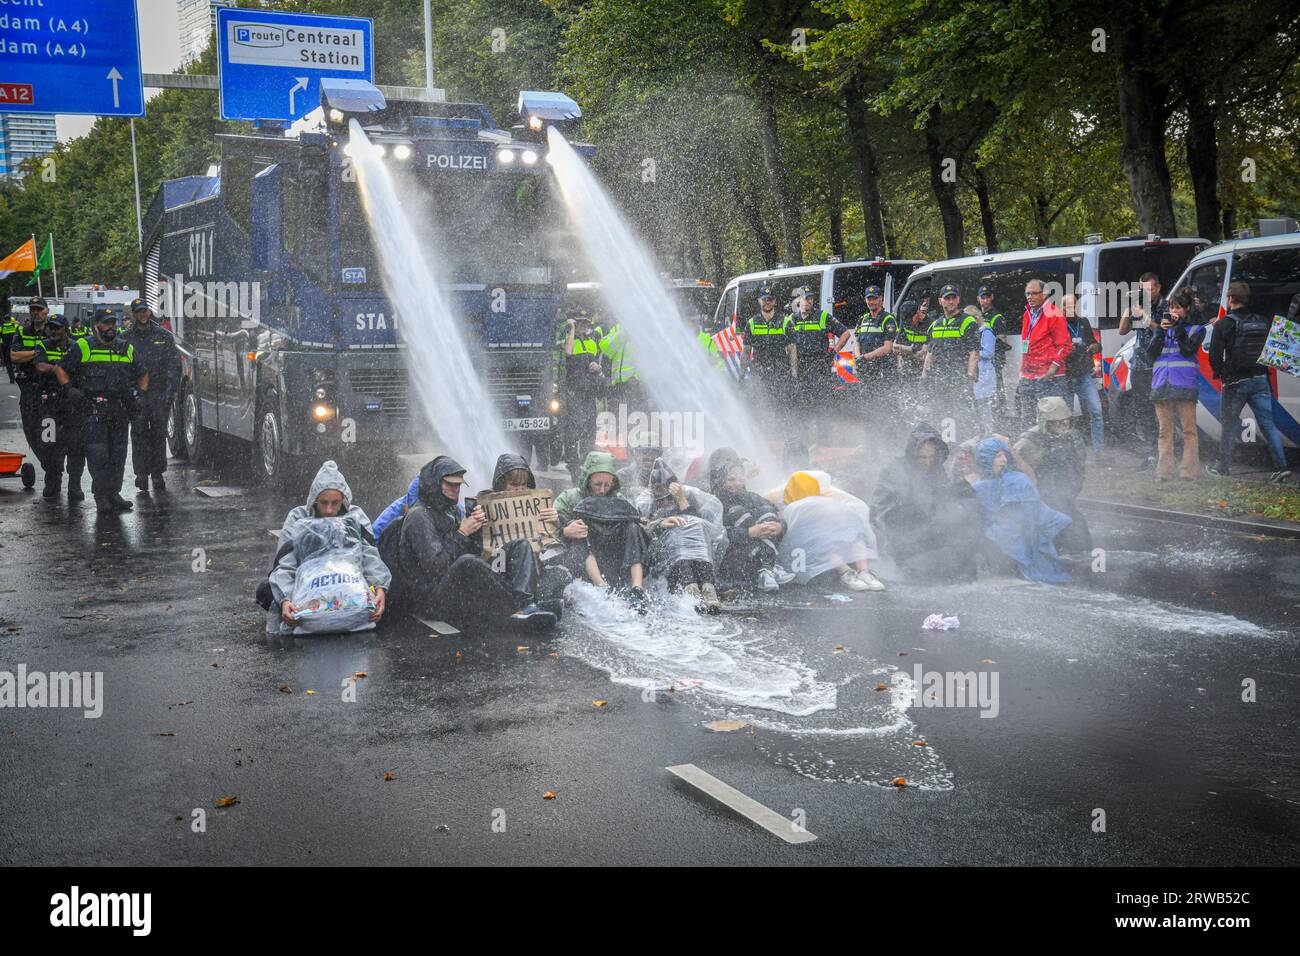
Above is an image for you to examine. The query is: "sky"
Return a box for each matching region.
[55,0,185,142]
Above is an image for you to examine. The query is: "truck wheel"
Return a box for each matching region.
[167,392,188,460]
[254,396,288,485]
[181,386,210,464]
[20,462,36,489]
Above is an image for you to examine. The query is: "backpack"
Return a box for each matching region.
[1229,311,1272,375]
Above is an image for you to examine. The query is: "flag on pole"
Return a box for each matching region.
[834,351,858,384]
[0,237,36,280]
[711,325,746,381]
[27,235,54,287]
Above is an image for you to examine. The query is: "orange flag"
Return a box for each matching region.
[0,237,37,278]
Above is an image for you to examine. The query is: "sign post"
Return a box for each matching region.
[0,0,144,116]
[216,8,374,123]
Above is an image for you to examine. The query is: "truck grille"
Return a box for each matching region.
[486,362,545,414]
[348,368,410,419]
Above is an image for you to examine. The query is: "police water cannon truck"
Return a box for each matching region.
[142,80,593,482]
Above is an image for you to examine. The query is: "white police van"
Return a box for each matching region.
[715,258,925,331]
[893,237,1210,368]
[1143,227,1300,445]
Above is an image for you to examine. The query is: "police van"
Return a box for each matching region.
[1141,227,1300,445]
[715,258,925,331]
[893,237,1210,367]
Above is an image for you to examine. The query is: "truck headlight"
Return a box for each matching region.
[521,149,538,165]
[393,143,412,161]
[549,398,560,413]
[312,403,335,422]
[496,149,515,165]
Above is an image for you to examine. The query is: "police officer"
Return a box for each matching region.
[121,297,180,493]
[923,284,980,428]
[9,297,53,479]
[31,315,86,500]
[977,285,1010,425]
[1,302,20,383]
[561,309,605,483]
[788,286,852,446]
[893,299,930,419]
[51,307,149,515]
[67,308,92,340]
[854,284,899,416]
[745,285,794,408]
[599,320,643,411]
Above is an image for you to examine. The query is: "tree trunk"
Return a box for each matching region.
[731,180,778,268]
[880,198,898,260]
[843,81,888,257]
[972,166,998,251]
[756,77,802,263]
[1033,194,1050,246]
[706,214,726,289]
[828,180,844,258]
[1116,37,1177,236]
[1184,74,1222,241]
[923,105,965,257]
[1222,204,1236,239]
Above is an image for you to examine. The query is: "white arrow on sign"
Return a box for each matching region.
[289,76,308,114]
[107,67,123,108]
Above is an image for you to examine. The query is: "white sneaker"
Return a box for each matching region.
[772,564,796,585]
[856,569,886,591]
[840,569,869,592]
[757,569,779,592]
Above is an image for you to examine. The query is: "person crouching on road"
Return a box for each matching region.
[554,450,650,612]
[1014,397,1092,555]
[260,460,387,632]
[1147,286,1207,481]
[635,457,726,613]
[770,470,885,592]
[708,447,793,593]
[382,455,557,631]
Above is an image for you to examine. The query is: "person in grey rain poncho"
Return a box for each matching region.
[262,460,390,635]
[634,457,727,612]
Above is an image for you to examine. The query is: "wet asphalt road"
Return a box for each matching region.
[1,380,1297,866]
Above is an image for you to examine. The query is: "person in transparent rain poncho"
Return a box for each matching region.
[766,469,886,592]
[268,514,391,635]
[634,457,727,613]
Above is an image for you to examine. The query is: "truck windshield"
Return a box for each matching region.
[336,173,554,290]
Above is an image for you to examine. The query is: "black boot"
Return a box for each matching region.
[112,493,134,512]
[42,478,61,499]
[151,473,166,492]
[135,476,149,494]
[509,604,558,631]
[96,496,117,516]
[67,485,85,502]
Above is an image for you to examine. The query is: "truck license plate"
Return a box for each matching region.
[502,417,550,431]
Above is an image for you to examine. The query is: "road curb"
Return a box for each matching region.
[1079,496,1300,539]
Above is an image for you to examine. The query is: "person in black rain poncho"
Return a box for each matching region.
[381,455,557,630]
[707,447,795,592]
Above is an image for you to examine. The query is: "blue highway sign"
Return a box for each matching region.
[217,8,374,123]
[0,0,144,116]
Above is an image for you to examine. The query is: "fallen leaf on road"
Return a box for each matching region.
[277,685,291,694]
[874,683,889,691]
[156,732,175,737]
[78,595,92,602]
[979,659,995,664]
[305,690,316,696]
[174,700,193,706]
[833,644,845,653]
[542,790,556,800]
[353,671,367,679]
[516,645,529,652]
[214,796,239,807]
[912,740,927,747]
[898,651,908,656]
[891,777,907,788]
[703,720,748,732]
[383,771,395,782]
[548,652,560,659]
[592,700,608,707]
[454,650,463,662]
[210,661,220,668]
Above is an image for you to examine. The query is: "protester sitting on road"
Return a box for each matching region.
[708,447,793,592]
[616,443,663,495]
[871,422,981,579]
[555,450,650,609]
[1146,286,1207,481]
[268,513,391,636]
[1014,397,1091,554]
[261,460,388,634]
[768,470,885,592]
[381,455,557,631]
[373,476,421,541]
[635,457,726,612]
[958,436,1071,583]
[488,451,571,591]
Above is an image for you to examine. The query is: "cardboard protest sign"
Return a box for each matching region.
[476,489,559,557]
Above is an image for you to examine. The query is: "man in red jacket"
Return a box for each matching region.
[1016,279,1072,432]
